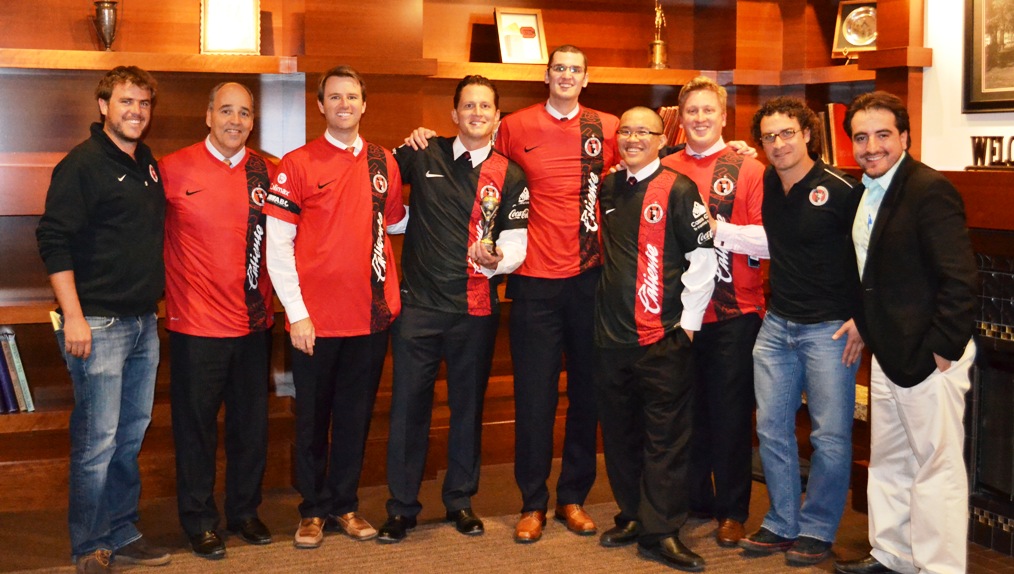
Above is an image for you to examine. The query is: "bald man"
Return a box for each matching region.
[593,107,716,571]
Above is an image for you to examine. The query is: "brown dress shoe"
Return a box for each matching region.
[716,518,745,547]
[514,510,547,543]
[294,517,324,549]
[554,504,597,535]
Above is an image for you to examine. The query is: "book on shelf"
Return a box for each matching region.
[0,328,33,412]
[826,102,859,169]
[0,344,17,414]
[817,110,831,165]
[1,339,26,411]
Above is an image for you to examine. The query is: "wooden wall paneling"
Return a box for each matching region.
[0,217,51,304]
[304,0,424,61]
[2,0,99,51]
[663,1,696,71]
[693,0,736,71]
[875,67,923,158]
[802,0,839,69]
[734,0,781,71]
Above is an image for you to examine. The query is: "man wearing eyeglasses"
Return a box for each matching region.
[402,44,618,543]
[659,76,767,549]
[492,44,620,543]
[594,106,716,571]
[740,97,864,567]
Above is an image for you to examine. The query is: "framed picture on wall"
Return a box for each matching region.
[494,7,549,65]
[832,1,878,59]
[964,0,1014,112]
[201,0,261,55]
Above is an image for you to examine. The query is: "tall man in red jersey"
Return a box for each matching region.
[660,76,767,547]
[494,44,620,543]
[264,66,407,550]
[594,106,716,571]
[161,82,276,559]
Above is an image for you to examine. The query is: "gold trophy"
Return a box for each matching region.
[650,0,668,69]
[479,188,500,255]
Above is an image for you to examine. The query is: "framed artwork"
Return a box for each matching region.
[201,0,261,55]
[494,7,548,65]
[832,1,878,59]
[964,0,1014,112]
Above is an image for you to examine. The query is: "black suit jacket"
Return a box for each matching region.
[853,154,977,388]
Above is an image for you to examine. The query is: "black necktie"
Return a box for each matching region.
[459,151,471,167]
[627,177,637,186]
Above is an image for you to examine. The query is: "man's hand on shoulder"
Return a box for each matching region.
[728,140,758,158]
[290,317,316,356]
[404,128,437,150]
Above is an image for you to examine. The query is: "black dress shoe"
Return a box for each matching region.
[377,515,417,544]
[834,554,898,574]
[600,519,641,547]
[228,517,272,545]
[638,536,705,572]
[446,508,484,535]
[189,530,226,559]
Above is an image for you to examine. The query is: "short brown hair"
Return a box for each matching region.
[678,75,727,110]
[317,65,366,103]
[751,96,823,159]
[95,66,157,105]
[548,44,587,70]
[844,91,910,149]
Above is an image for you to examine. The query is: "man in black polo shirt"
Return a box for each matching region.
[378,75,529,543]
[739,97,864,567]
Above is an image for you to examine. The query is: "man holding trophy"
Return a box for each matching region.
[378,75,529,543]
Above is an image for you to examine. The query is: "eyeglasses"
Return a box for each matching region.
[549,64,585,74]
[617,128,663,139]
[759,128,801,144]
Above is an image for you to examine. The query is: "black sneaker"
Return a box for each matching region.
[786,536,833,565]
[114,536,171,566]
[738,527,796,554]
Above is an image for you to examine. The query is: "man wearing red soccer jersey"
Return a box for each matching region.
[264,66,407,549]
[162,82,276,559]
[660,76,767,548]
[594,106,716,571]
[495,45,620,543]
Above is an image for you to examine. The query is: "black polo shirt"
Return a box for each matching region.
[762,159,862,323]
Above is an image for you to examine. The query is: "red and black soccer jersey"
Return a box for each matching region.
[662,146,766,323]
[393,137,528,316]
[264,136,406,337]
[494,103,619,279]
[162,142,275,337]
[762,158,862,323]
[595,165,714,348]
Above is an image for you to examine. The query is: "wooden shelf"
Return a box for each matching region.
[719,65,876,87]
[433,61,706,86]
[0,48,297,74]
[0,300,56,325]
[858,47,933,70]
[297,56,438,77]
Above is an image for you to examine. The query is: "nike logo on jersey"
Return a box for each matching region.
[317,179,336,189]
[185,189,204,196]
[605,208,616,214]
[524,145,541,153]
[117,174,126,182]
[425,171,445,178]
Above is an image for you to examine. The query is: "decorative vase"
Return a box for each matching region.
[94,1,118,51]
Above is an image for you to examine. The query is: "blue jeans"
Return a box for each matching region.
[752,312,857,543]
[57,314,159,559]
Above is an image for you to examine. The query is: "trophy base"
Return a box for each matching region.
[649,40,668,69]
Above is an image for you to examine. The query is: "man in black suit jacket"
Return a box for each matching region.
[834,91,977,574]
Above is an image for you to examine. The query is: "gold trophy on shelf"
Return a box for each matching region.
[479,186,501,256]
[650,0,668,69]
